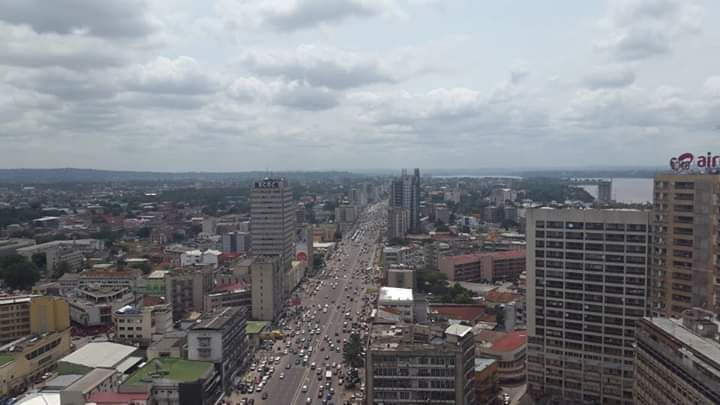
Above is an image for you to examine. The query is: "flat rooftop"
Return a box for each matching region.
[60,342,137,369]
[191,306,244,330]
[246,321,269,335]
[125,358,213,385]
[378,287,413,303]
[649,317,720,364]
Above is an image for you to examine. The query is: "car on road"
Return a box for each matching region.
[302,385,308,392]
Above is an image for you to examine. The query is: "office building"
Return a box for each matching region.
[0,296,71,395]
[250,177,295,268]
[390,168,421,234]
[387,206,409,240]
[221,231,251,254]
[204,284,251,312]
[633,308,720,404]
[123,357,222,405]
[475,330,528,385]
[0,239,35,257]
[250,256,283,321]
[0,295,70,344]
[527,208,650,405]
[439,250,526,283]
[377,287,415,323]
[386,265,416,290]
[366,323,476,404]
[188,306,248,391]
[651,173,720,316]
[67,287,136,326]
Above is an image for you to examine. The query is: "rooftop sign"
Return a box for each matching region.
[670,152,720,172]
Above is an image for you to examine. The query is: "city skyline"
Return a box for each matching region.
[1,0,720,171]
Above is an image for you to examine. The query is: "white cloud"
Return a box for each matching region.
[238,45,396,89]
[125,56,222,95]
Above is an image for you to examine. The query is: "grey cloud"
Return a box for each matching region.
[5,68,119,100]
[239,46,395,89]
[125,57,221,95]
[0,0,156,38]
[598,0,703,61]
[583,66,635,89]
[610,30,671,60]
[262,0,380,32]
[0,23,128,70]
[273,83,339,111]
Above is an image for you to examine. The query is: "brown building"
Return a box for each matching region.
[652,173,720,316]
[474,358,499,405]
[439,250,526,283]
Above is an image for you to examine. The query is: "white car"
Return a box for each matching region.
[302,385,308,392]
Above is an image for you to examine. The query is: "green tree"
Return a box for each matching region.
[131,261,152,275]
[31,252,47,271]
[0,255,41,290]
[494,305,506,331]
[343,333,364,368]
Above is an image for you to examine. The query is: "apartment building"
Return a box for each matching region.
[439,250,526,283]
[113,303,173,346]
[651,173,720,316]
[188,306,248,391]
[633,308,720,404]
[366,323,476,404]
[387,206,409,240]
[164,267,213,320]
[221,231,251,254]
[250,256,283,321]
[526,208,650,405]
[386,265,416,290]
[204,284,251,312]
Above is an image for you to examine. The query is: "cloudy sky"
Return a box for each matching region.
[1,0,719,171]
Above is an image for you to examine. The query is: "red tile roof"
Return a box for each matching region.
[485,289,521,304]
[490,331,527,352]
[213,281,248,292]
[445,250,526,266]
[430,304,486,323]
[142,295,166,306]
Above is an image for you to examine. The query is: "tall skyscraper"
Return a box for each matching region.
[527,208,650,405]
[651,173,720,317]
[389,168,421,234]
[250,177,295,268]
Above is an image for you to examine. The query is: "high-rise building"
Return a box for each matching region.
[633,308,720,405]
[527,208,651,405]
[366,323,476,404]
[386,206,409,240]
[250,256,283,321]
[390,169,421,234]
[651,173,720,317]
[250,177,296,298]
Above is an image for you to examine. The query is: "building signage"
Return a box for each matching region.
[669,152,720,171]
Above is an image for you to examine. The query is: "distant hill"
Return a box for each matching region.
[0,168,368,184]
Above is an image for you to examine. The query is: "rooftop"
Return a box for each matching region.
[430,304,486,322]
[445,324,473,338]
[378,287,413,303]
[60,342,137,369]
[0,353,14,367]
[489,331,527,352]
[246,320,269,335]
[125,357,213,385]
[191,306,244,330]
[475,357,497,372]
[649,317,720,364]
[65,368,117,394]
[86,392,151,404]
